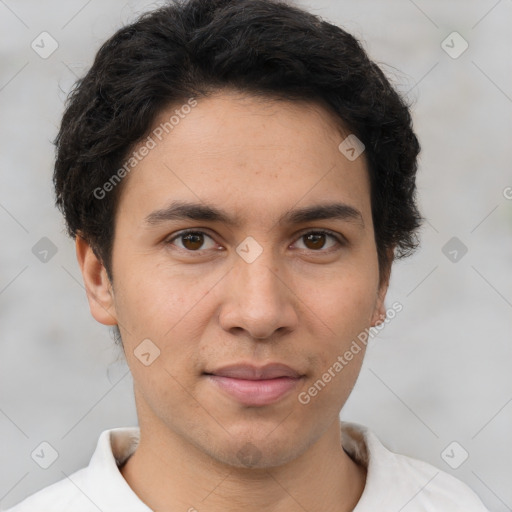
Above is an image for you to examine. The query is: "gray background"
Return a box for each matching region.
[1,0,511,510]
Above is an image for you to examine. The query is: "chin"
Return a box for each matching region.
[204,425,310,470]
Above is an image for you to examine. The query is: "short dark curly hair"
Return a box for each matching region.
[54,0,422,283]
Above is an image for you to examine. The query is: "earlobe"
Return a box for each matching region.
[370,296,387,327]
[371,288,388,327]
[370,306,386,327]
[370,260,392,327]
[75,236,118,326]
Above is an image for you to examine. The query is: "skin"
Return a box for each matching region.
[76,90,391,512]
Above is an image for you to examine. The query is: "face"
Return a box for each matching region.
[80,90,389,469]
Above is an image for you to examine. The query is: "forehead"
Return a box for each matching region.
[116,91,371,226]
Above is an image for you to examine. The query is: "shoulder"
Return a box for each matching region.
[3,427,145,512]
[2,468,93,512]
[377,441,489,511]
[342,422,490,511]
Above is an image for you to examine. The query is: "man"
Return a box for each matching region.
[5,0,489,510]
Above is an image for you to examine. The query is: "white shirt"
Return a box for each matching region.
[3,422,489,511]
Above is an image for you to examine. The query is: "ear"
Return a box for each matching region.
[75,235,118,326]
[370,251,393,327]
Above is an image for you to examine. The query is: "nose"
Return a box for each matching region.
[218,250,299,341]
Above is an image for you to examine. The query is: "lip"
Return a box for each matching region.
[206,363,301,380]
[204,363,303,406]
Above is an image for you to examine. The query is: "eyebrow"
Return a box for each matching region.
[144,200,364,229]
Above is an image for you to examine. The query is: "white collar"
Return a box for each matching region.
[13,421,487,511]
[84,422,375,509]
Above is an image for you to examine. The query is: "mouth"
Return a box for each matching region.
[203,363,304,406]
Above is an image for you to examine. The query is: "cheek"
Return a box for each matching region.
[305,270,379,335]
[298,268,379,391]
[114,269,206,405]
[113,260,202,337]
[112,262,219,385]
[296,279,374,413]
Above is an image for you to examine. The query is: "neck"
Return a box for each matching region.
[120,412,366,512]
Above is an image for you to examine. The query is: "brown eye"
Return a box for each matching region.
[294,230,342,251]
[168,230,216,251]
[182,232,204,250]
[304,232,327,250]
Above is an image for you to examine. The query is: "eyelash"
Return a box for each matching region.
[166,229,345,254]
